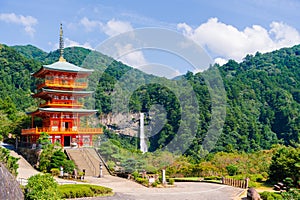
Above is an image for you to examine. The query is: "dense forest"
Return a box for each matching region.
[0,43,299,161]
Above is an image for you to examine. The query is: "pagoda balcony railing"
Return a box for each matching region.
[40,101,83,108]
[21,127,103,135]
[38,80,88,89]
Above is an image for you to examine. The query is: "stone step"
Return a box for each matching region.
[65,148,110,177]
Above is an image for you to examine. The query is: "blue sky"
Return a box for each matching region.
[1,0,300,76]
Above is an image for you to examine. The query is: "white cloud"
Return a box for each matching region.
[78,17,146,68]
[114,43,147,67]
[178,18,300,62]
[102,19,133,37]
[65,38,93,49]
[80,17,101,32]
[52,38,93,50]
[0,13,37,37]
[214,58,228,66]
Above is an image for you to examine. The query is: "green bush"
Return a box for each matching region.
[151,181,157,187]
[260,191,283,200]
[132,171,139,179]
[226,164,238,176]
[25,174,61,200]
[58,184,113,198]
[50,168,60,176]
[281,188,300,199]
[0,147,19,176]
[168,178,175,185]
[135,177,148,185]
[204,176,220,180]
[106,160,115,172]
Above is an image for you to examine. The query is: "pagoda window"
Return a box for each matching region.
[53,121,58,125]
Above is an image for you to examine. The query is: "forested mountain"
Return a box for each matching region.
[1,43,300,160]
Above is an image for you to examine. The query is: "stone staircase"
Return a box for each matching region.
[65,148,110,177]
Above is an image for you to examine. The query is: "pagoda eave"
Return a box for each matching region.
[28,108,97,116]
[32,61,94,78]
[32,89,93,99]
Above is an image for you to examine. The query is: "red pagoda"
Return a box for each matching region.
[21,24,102,148]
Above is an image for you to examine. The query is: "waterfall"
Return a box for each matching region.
[140,113,148,153]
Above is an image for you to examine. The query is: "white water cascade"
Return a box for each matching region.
[139,113,148,153]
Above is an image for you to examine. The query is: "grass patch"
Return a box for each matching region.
[173,177,202,182]
[58,184,113,199]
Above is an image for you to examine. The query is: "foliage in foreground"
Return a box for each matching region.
[25,173,61,200]
[260,191,283,200]
[38,133,75,173]
[260,189,300,200]
[58,184,113,198]
[0,146,19,176]
[269,146,300,185]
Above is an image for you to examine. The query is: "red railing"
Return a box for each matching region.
[38,80,88,89]
[21,127,103,135]
[40,101,83,108]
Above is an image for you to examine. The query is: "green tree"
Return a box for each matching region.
[269,146,300,185]
[0,147,19,176]
[226,164,239,176]
[25,173,61,200]
[38,142,75,173]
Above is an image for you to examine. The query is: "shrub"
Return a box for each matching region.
[151,181,158,187]
[281,188,300,199]
[0,147,19,176]
[135,177,148,186]
[131,171,139,179]
[260,191,283,200]
[168,178,175,185]
[58,184,112,198]
[50,168,60,176]
[204,176,220,180]
[106,160,115,172]
[25,173,61,200]
[226,164,238,176]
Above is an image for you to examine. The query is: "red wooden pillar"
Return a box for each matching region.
[61,135,64,147]
[89,135,92,146]
[52,135,55,144]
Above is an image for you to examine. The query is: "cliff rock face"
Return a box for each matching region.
[99,113,140,136]
[0,163,24,200]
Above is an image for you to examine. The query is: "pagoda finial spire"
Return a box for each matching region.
[59,23,66,62]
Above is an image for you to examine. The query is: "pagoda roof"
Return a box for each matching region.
[28,107,97,116]
[33,88,93,99]
[32,61,93,77]
[43,88,93,95]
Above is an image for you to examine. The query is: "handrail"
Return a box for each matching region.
[93,147,112,175]
[40,101,83,107]
[21,127,103,135]
[81,148,96,176]
[38,80,88,89]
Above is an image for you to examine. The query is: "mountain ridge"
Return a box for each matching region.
[1,43,299,160]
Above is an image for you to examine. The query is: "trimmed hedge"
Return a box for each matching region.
[135,177,149,186]
[58,184,113,198]
[259,191,283,200]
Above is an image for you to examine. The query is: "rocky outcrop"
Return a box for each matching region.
[0,163,24,200]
